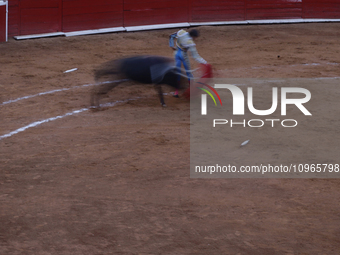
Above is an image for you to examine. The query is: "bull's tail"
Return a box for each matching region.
[93,59,122,82]
[94,69,118,81]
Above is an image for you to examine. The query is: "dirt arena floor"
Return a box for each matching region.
[1,23,340,254]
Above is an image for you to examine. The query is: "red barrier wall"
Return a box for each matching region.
[62,0,123,32]
[246,0,303,20]
[19,0,61,35]
[123,0,189,27]
[8,0,18,37]
[0,4,6,42]
[5,0,340,37]
[303,0,340,18]
[191,0,245,22]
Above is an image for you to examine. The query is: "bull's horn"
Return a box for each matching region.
[175,67,200,74]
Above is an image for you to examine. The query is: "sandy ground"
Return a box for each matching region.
[0,23,340,254]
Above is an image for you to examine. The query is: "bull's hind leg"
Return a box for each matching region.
[91,59,125,109]
[90,81,123,109]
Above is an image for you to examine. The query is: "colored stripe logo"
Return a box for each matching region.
[197,82,222,106]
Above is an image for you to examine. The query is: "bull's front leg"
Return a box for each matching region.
[155,84,166,107]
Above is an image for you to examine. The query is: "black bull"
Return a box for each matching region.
[91,55,188,108]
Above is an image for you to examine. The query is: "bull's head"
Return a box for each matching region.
[151,64,189,89]
[162,67,189,89]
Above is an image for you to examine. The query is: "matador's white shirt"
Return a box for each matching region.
[169,29,207,64]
